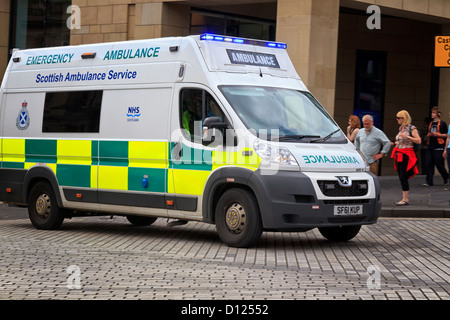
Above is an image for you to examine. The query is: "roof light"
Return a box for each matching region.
[81,52,96,59]
[266,42,287,49]
[201,34,214,41]
[199,33,287,49]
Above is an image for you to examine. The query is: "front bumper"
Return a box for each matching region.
[248,170,381,231]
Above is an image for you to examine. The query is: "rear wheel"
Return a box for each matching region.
[215,188,262,248]
[318,225,361,242]
[28,181,65,230]
[126,215,157,226]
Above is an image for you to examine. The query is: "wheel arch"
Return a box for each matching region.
[23,165,63,207]
[202,167,262,224]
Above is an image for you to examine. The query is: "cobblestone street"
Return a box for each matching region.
[0,216,448,300]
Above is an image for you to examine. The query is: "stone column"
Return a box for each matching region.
[135,2,190,39]
[276,0,340,115]
[0,0,10,81]
[438,24,450,118]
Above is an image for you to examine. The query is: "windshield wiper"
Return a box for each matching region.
[310,129,341,143]
[272,135,320,142]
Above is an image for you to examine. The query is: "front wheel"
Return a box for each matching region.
[215,188,262,248]
[318,225,361,242]
[28,181,65,230]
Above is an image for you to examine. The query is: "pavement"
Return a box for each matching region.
[378,174,450,218]
[0,214,448,300]
[0,175,448,301]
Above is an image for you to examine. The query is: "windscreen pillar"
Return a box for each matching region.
[276,0,339,115]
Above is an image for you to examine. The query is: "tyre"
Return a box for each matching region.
[215,188,262,248]
[28,181,65,230]
[126,215,157,226]
[318,225,361,242]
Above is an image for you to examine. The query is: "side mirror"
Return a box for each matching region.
[203,116,227,130]
[202,117,237,146]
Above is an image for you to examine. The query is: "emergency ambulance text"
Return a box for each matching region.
[26,53,74,65]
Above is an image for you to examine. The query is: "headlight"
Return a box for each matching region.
[253,139,299,171]
[356,149,370,169]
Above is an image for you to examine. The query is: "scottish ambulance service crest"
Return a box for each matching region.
[16,101,30,130]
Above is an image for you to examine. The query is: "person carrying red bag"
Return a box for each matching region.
[391,110,421,206]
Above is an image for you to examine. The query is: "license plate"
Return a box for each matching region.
[334,205,363,216]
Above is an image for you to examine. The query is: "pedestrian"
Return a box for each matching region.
[346,115,361,143]
[354,114,391,176]
[419,117,430,175]
[443,111,450,191]
[390,110,421,205]
[423,106,448,187]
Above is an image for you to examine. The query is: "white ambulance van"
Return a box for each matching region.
[0,34,380,247]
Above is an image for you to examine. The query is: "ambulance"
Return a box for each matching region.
[0,34,380,247]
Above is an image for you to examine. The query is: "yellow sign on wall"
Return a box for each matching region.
[435,36,450,67]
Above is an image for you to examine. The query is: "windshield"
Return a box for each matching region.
[219,86,346,143]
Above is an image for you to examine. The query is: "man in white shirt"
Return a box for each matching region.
[354,115,391,176]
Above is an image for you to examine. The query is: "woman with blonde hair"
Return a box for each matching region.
[390,110,421,205]
[346,115,361,143]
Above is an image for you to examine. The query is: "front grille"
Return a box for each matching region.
[323,199,370,205]
[317,180,368,197]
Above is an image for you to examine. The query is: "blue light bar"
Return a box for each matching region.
[266,42,287,49]
[199,33,287,49]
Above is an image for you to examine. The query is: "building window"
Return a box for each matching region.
[10,0,71,50]
[354,50,387,129]
[190,9,276,41]
[43,91,103,133]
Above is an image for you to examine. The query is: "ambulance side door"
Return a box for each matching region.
[97,88,171,216]
[168,83,231,218]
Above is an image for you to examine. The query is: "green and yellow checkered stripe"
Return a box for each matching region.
[1,138,168,193]
[168,142,261,195]
[1,138,261,196]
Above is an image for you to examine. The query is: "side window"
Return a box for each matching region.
[180,89,203,138]
[43,90,102,133]
[180,89,225,141]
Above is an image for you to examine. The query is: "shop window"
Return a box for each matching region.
[10,0,71,50]
[190,9,276,41]
[354,50,387,129]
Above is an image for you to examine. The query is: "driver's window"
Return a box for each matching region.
[180,89,203,140]
[180,89,226,142]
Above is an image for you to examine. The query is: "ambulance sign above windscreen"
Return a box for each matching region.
[226,49,280,68]
[197,34,300,79]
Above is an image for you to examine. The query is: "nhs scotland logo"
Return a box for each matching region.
[126,106,141,122]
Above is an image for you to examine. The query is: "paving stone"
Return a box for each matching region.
[0,217,448,300]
